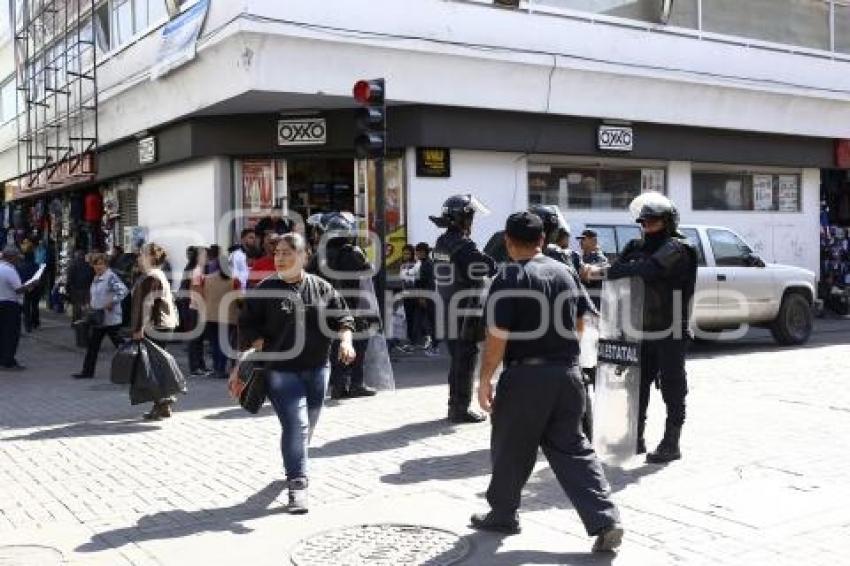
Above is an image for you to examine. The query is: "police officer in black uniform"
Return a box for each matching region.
[578,228,610,311]
[604,194,697,463]
[431,195,496,424]
[471,212,623,553]
[308,211,378,400]
[528,205,585,275]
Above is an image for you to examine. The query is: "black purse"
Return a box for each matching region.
[85,308,106,328]
[236,354,268,414]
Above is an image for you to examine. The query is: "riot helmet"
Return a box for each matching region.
[320,211,357,242]
[527,204,570,245]
[629,192,680,235]
[429,194,490,231]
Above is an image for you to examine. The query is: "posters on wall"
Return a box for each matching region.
[753,175,774,211]
[778,175,799,212]
[242,160,275,212]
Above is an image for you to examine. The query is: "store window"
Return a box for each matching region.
[692,171,801,212]
[529,164,666,210]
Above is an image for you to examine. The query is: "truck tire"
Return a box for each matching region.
[770,292,813,345]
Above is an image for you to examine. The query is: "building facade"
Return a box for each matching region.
[1,0,849,282]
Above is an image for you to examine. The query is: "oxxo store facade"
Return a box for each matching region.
[95,106,835,278]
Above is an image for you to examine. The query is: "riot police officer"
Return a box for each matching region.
[430,194,496,424]
[471,212,623,553]
[308,211,378,400]
[604,193,697,463]
[528,205,585,275]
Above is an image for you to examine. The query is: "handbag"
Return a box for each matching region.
[85,308,106,328]
[236,352,268,414]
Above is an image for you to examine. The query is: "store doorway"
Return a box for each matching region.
[288,157,355,221]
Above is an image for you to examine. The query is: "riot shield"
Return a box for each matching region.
[592,277,643,464]
[358,277,395,391]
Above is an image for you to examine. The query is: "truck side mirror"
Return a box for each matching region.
[746,253,766,268]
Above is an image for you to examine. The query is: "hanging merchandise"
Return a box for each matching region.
[84,191,103,223]
[820,200,850,315]
[70,194,84,225]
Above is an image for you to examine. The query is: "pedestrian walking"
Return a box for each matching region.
[131,243,180,420]
[431,195,496,423]
[0,245,29,371]
[202,245,240,379]
[72,253,129,379]
[414,242,438,353]
[472,212,623,553]
[229,229,257,290]
[601,192,698,463]
[16,248,41,332]
[247,231,277,288]
[399,244,421,346]
[179,246,210,376]
[67,250,95,323]
[232,233,356,514]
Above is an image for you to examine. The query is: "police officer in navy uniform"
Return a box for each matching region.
[471,212,623,553]
[431,195,496,424]
[308,211,378,400]
[603,194,697,464]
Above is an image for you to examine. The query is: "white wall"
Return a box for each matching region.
[406,149,529,249]
[137,157,225,278]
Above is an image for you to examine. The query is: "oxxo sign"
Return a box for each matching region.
[598,125,634,152]
[278,118,327,146]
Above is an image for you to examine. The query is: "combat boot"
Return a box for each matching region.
[636,421,646,455]
[646,425,681,464]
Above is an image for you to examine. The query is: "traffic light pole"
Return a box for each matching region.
[374,156,387,322]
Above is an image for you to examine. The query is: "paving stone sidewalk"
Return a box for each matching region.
[1,314,849,565]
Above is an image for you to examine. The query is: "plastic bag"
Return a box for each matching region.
[111,342,139,385]
[144,339,188,397]
[129,344,160,405]
[391,305,407,342]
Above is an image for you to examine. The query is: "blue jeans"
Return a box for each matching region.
[266,366,330,480]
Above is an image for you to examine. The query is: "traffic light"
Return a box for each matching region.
[353,78,385,160]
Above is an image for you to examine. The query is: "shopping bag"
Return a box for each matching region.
[129,344,160,405]
[143,338,188,397]
[362,333,395,391]
[111,342,139,385]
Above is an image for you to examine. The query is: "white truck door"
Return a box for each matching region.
[706,228,776,324]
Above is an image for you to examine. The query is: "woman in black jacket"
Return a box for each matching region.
[232,233,356,514]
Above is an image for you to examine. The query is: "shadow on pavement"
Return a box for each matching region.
[381,449,490,485]
[311,418,452,459]
[449,531,616,565]
[3,420,161,441]
[76,481,288,552]
[203,405,275,420]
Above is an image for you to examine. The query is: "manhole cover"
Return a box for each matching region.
[290,523,470,566]
[0,545,64,565]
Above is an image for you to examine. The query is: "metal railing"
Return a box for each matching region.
[456,0,850,61]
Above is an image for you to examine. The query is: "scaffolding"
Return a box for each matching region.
[13,0,98,193]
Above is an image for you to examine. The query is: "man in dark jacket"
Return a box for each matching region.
[67,249,95,322]
[431,194,496,424]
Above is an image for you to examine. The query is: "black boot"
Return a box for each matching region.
[470,511,520,534]
[646,424,682,464]
[636,420,646,455]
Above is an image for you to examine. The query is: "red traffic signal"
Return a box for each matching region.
[353,79,385,105]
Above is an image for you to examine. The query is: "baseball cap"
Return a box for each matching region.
[577,229,598,239]
[505,211,544,243]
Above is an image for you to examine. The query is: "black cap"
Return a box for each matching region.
[577,229,598,239]
[505,212,544,243]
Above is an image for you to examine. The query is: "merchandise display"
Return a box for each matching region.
[820,201,850,315]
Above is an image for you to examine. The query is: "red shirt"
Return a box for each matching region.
[247,256,276,288]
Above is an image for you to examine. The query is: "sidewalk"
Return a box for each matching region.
[1,315,849,565]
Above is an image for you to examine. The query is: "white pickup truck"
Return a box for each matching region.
[587,224,817,345]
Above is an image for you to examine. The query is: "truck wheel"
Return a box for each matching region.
[770,293,813,345]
